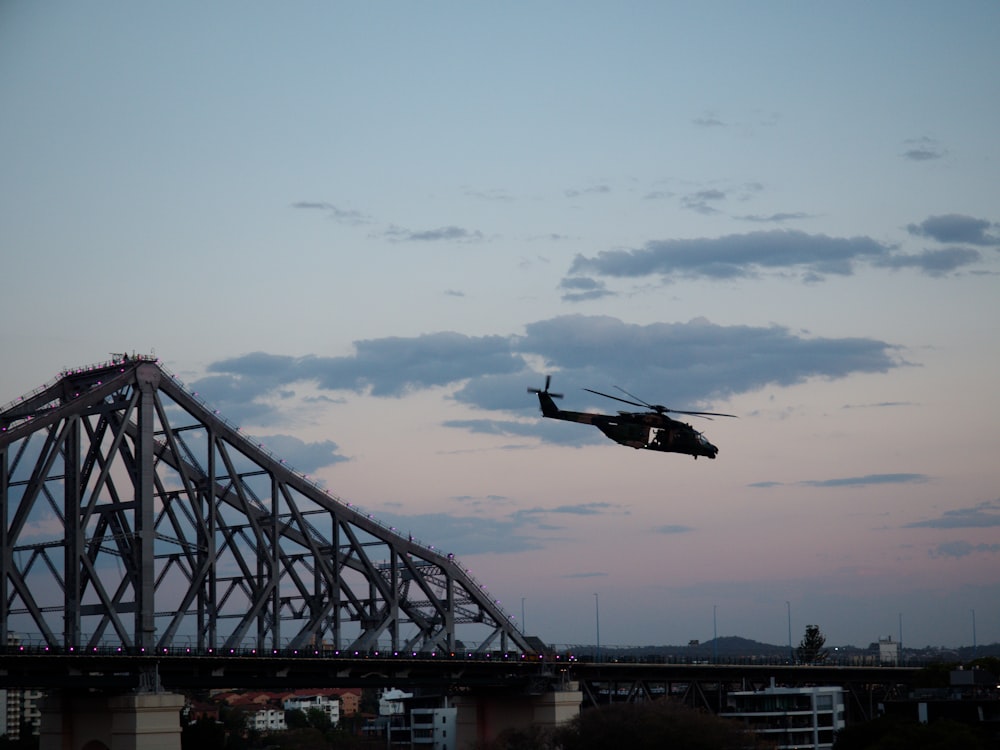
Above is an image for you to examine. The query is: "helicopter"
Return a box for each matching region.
[528,376,736,459]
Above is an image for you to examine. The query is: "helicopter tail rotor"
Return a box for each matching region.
[527,375,563,399]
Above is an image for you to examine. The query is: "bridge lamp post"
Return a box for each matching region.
[786,601,793,663]
[521,597,526,634]
[713,605,718,664]
[899,612,903,665]
[972,608,977,659]
[594,593,601,663]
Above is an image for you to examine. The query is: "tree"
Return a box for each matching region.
[181,717,225,750]
[478,699,772,750]
[305,707,332,733]
[833,715,988,750]
[797,624,828,664]
[284,708,310,729]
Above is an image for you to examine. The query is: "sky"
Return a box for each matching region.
[2,1,999,651]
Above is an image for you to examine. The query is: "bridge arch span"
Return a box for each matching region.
[1,357,533,656]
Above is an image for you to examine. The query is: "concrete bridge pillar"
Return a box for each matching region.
[453,683,582,747]
[39,691,185,750]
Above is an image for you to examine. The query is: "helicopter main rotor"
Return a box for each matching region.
[583,386,737,420]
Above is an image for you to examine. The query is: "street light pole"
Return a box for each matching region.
[521,597,526,634]
[713,605,718,664]
[899,613,903,665]
[594,593,601,663]
[972,609,977,659]
[786,601,793,663]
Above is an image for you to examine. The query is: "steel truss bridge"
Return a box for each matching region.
[0,648,916,724]
[0,356,533,658]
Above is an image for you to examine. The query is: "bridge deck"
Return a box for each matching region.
[0,651,918,692]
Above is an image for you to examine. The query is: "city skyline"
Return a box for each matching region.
[1,1,998,649]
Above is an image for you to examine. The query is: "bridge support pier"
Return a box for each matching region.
[453,683,582,747]
[39,690,185,750]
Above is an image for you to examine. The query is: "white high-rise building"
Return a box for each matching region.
[725,684,845,750]
[409,707,457,750]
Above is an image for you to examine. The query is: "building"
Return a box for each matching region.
[379,688,413,716]
[724,684,845,750]
[380,702,457,750]
[284,693,341,726]
[408,707,457,749]
[247,705,287,732]
[1,635,42,740]
[337,688,361,717]
[878,636,900,665]
[879,666,1000,734]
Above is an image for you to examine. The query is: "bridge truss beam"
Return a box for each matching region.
[1,357,531,655]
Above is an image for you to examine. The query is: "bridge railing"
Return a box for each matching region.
[1,355,161,429]
[2,638,554,662]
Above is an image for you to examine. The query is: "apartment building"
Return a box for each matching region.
[725,684,845,750]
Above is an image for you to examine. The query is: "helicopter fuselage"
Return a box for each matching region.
[534,391,719,459]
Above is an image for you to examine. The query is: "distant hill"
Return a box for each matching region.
[571,636,790,660]
[563,638,1000,662]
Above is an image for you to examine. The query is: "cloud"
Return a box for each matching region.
[192,314,905,448]
[549,502,621,516]
[205,332,523,401]
[873,247,982,275]
[291,201,370,225]
[503,315,902,410]
[369,502,623,556]
[513,503,626,525]
[681,189,727,214]
[371,510,547,555]
[736,212,813,223]
[249,433,348,473]
[655,525,695,534]
[463,187,514,202]
[442,418,604,449]
[800,473,928,488]
[930,541,1000,559]
[841,401,915,409]
[906,214,1000,247]
[903,499,1000,529]
[382,225,485,242]
[693,112,726,127]
[564,185,611,198]
[292,201,493,244]
[18,513,66,541]
[752,473,928,488]
[567,230,890,283]
[901,137,946,162]
[559,276,613,302]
